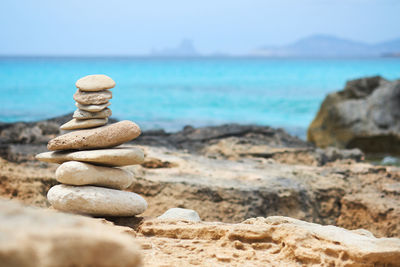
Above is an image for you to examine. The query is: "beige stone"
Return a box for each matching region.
[60,118,108,130]
[56,161,133,189]
[75,101,111,112]
[73,108,112,120]
[76,74,116,91]
[73,89,112,105]
[36,147,144,166]
[137,216,400,266]
[48,120,141,151]
[0,198,142,267]
[47,184,147,216]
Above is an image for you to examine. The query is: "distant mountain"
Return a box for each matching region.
[253,34,400,57]
[150,39,199,57]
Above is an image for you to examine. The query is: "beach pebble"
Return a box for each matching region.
[158,208,201,222]
[48,120,141,151]
[56,161,133,189]
[75,102,111,112]
[76,74,116,92]
[74,89,112,105]
[60,118,108,130]
[36,147,144,166]
[73,108,112,120]
[47,184,147,216]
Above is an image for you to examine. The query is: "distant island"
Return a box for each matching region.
[251,34,400,58]
[150,39,199,57]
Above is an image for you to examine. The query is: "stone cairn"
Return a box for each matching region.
[36,74,147,216]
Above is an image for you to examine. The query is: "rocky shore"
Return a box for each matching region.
[1,76,400,266]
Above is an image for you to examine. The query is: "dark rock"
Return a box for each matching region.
[308,76,400,154]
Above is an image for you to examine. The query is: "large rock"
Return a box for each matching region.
[48,121,141,151]
[36,147,145,166]
[47,185,147,216]
[308,76,400,153]
[136,216,400,266]
[0,198,142,267]
[56,161,133,189]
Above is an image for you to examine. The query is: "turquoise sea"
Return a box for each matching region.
[1,57,400,138]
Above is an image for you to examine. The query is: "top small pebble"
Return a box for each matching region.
[76,74,116,91]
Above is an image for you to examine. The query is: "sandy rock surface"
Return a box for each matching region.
[36,147,144,166]
[47,121,141,151]
[47,184,147,216]
[135,216,400,266]
[75,74,116,91]
[56,161,133,189]
[0,198,142,267]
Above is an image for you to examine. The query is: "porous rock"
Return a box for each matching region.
[73,89,112,105]
[48,120,141,151]
[73,108,112,120]
[36,147,144,166]
[75,74,116,91]
[137,216,400,266]
[47,184,147,216]
[60,118,108,130]
[0,198,142,267]
[56,161,133,189]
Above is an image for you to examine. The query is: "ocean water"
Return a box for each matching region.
[1,57,400,138]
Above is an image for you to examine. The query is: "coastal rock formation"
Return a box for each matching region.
[308,76,400,153]
[136,216,400,266]
[36,75,147,216]
[0,198,142,267]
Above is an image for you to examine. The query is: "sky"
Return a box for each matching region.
[0,0,399,55]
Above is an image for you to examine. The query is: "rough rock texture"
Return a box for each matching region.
[75,74,116,91]
[36,147,145,166]
[73,89,112,105]
[73,108,112,120]
[48,121,141,151]
[136,217,400,266]
[75,101,111,112]
[56,161,133,189]
[308,76,400,154]
[60,118,108,130]
[47,185,148,216]
[0,198,142,267]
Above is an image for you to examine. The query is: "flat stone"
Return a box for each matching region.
[158,208,201,222]
[73,108,112,120]
[56,161,133,189]
[0,199,142,267]
[60,118,108,130]
[48,120,141,151]
[76,74,116,92]
[47,185,147,216]
[76,102,111,112]
[74,89,112,105]
[36,147,144,166]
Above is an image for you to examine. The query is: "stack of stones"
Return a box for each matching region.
[36,74,147,217]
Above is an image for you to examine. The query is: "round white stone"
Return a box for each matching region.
[56,161,133,189]
[47,185,147,216]
[157,208,201,222]
[76,74,116,91]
